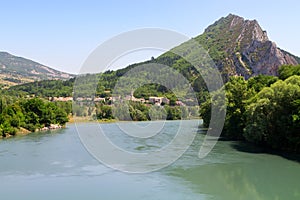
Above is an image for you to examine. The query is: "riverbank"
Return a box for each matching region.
[68,116,116,124]
[1,128,30,139]
[67,115,202,124]
[1,116,117,140]
[0,124,65,139]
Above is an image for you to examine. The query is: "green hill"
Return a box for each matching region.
[0,52,74,87]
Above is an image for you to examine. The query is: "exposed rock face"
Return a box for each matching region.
[196,14,299,80]
[232,15,298,77]
[242,40,298,76]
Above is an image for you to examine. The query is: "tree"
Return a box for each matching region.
[244,76,300,151]
[0,97,69,135]
[54,107,69,125]
[247,75,278,92]
[278,65,300,80]
[211,77,255,139]
[165,106,182,120]
[96,104,113,119]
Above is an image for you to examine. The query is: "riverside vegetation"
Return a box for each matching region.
[200,65,300,152]
[0,97,69,137]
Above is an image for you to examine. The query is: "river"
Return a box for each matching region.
[0,120,299,200]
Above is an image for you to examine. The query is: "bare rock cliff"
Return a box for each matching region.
[196,14,299,79]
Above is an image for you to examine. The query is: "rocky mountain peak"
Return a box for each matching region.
[197,14,299,79]
[250,20,268,42]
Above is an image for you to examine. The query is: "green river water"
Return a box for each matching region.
[0,120,299,200]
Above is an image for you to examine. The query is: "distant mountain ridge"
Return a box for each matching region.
[0,52,74,87]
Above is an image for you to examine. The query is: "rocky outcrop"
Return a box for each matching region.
[39,124,63,131]
[196,14,299,80]
[230,15,298,78]
[242,40,298,77]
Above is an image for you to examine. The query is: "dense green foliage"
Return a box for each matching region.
[200,67,300,152]
[5,79,75,97]
[95,104,113,120]
[96,101,191,121]
[278,65,300,80]
[0,97,69,137]
[244,76,300,151]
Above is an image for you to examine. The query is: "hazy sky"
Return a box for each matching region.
[1,0,299,74]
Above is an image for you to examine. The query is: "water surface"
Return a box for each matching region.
[0,120,299,200]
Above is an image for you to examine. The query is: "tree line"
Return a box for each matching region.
[200,65,300,152]
[74,101,197,121]
[0,97,69,137]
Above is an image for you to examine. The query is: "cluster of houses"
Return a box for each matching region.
[49,94,186,106]
[49,97,73,102]
[110,94,185,106]
[49,96,106,102]
[149,97,170,105]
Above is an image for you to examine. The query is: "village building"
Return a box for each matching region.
[149,97,170,105]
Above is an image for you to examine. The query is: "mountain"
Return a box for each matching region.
[157,14,299,80]
[0,52,74,87]
[5,14,300,98]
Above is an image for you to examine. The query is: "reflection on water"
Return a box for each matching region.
[0,121,299,200]
[167,157,300,200]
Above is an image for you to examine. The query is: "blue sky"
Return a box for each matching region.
[1,0,299,74]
